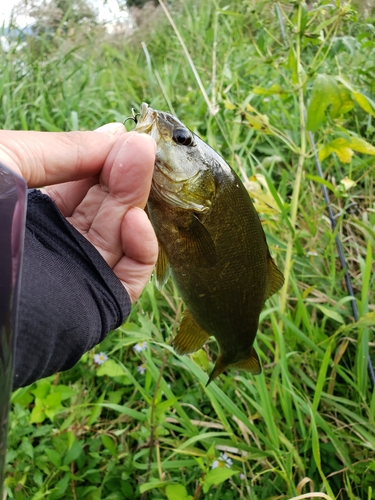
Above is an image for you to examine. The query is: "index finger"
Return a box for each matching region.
[0,123,126,187]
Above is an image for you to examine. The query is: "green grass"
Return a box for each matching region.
[2,0,375,499]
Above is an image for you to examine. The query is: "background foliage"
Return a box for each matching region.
[2,0,375,499]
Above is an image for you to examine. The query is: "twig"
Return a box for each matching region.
[157,0,218,116]
[278,4,307,317]
[139,352,169,500]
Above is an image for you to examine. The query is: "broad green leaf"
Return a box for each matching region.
[45,448,62,468]
[346,136,375,155]
[252,83,284,95]
[191,349,210,371]
[63,440,83,465]
[53,385,76,401]
[101,434,118,458]
[203,468,239,494]
[108,389,125,404]
[306,74,341,131]
[336,76,375,116]
[49,472,70,500]
[319,136,375,162]
[139,481,170,494]
[224,100,235,110]
[11,387,34,406]
[244,113,272,133]
[319,138,353,162]
[352,92,375,117]
[245,174,281,215]
[30,399,46,424]
[313,15,339,35]
[33,469,43,489]
[305,174,335,192]
[45,392,62,409]
[354,311,375,329]
[330,87,354,117]
[288,47,298,84]
[31,380,51,400]
[165,484,193,500]
[20,438,34,459]
[96,358,128,378]
[244,104,271,132]
[87,390,106,426]
[316,305,345,324]
[100,403,147,421]
[44,392,63,421]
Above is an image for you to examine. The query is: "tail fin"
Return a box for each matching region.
[206,348,262,386]
[206,355,228,386]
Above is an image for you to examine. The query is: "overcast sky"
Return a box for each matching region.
[0,0,126,27]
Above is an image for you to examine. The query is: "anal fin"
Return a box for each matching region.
[173,311,210,355]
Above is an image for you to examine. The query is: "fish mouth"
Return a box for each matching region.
[139,102,149,121]
[136,103,181,141]
[135,102,157,137]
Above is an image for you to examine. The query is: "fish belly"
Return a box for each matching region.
[148,174,269,358]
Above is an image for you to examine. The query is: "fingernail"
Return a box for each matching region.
[94,122,125,136]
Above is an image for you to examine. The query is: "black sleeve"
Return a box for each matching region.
[13,189,131,390]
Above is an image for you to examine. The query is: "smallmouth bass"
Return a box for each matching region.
[135,103,284,385]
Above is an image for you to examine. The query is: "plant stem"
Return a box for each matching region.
[278,2,306,317]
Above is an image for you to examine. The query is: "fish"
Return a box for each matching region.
[135,102,284,385]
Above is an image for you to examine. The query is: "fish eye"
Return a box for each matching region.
[172,127,193,146]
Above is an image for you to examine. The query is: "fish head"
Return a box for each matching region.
[135,103,216,213]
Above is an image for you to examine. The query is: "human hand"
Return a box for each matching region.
[0,124,158,302]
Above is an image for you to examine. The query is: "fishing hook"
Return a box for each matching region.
[123,108,140,125]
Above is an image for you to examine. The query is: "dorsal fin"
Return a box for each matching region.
[266,256,284,298]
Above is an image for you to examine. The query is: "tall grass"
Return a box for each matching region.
[2,1,375,499]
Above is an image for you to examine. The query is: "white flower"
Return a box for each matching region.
[211,453,233,469]
[240,473,246,480]
[133,342,148,353]
[137,363,147,374]
[94,352,108,365]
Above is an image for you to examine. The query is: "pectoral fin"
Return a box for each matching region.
[179,214,217,268]
[266,256,284,298]
[155,244,170,289]
[173,310,210,355]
